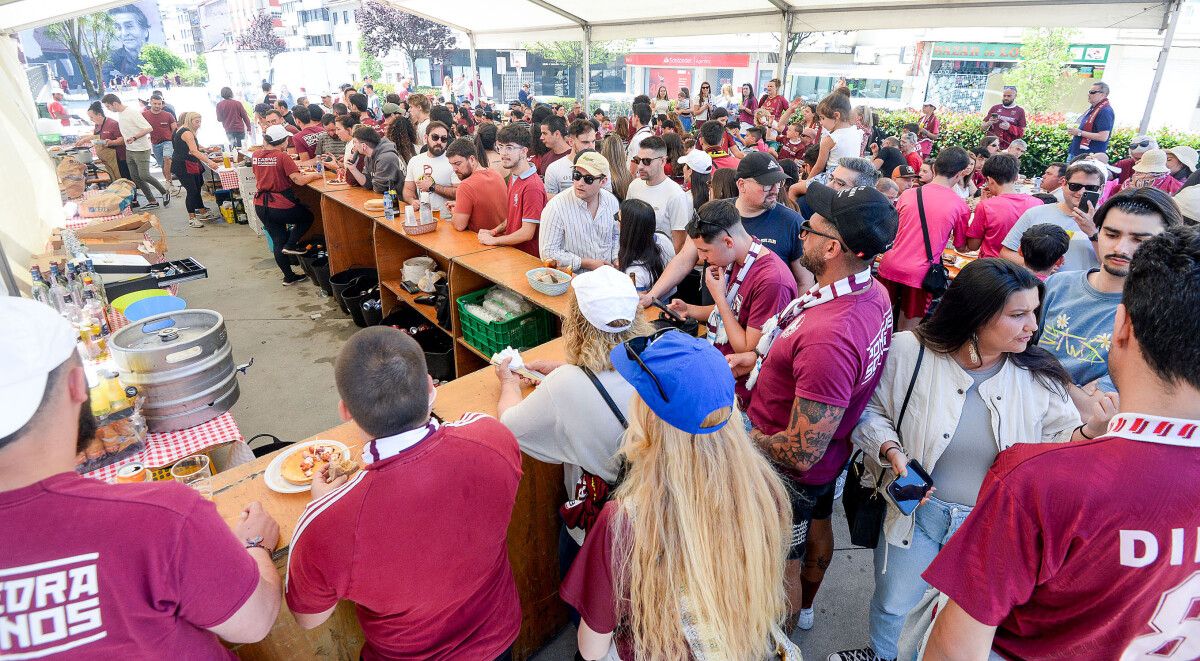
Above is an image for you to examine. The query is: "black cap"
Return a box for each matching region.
[805,183,899,260]
[736,152,787,185]
[891,165,919,179]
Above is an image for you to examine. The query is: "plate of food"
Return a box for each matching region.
[263,440,355,494]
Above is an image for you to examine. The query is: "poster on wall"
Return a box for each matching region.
[19,1,166,85]
[647,68,693,99]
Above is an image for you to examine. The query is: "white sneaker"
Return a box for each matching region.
[834,468,848,500]
[797,607,814,631]
[188,218,205,228]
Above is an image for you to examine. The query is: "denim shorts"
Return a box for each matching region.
[152,141,174,162]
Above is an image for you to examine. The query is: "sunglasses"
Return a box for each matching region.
[572,170,605,185]
[687,216,731,240]
[1088,90,1104,95]
[1131,140,1151,149]
[623,328,675,402]
[631,156,665,166]
[800,220,848,251]
[1066,182,1102,192]
[428,134,448,143]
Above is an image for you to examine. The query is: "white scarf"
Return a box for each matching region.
[746,268,874,390]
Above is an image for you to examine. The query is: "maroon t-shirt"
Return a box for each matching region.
[0,473,258,659]
[215,98,251,133]
[746,281,893,485]
[561,501,637,660]
[505,167,547,257]
[758,94,789,120]
[252,148,299,209]
[291,125,322,160]
[924,413,1200,660]
[286,414,523,661]
[142,109,175,144]
[535,149,570,178]
[96,117,126,160]
[714,248,797,402]
[985,103,1027,149]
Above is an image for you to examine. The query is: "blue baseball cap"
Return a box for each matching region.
[610,330,735,435]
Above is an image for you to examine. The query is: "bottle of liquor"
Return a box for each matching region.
[81,274,108,308]
[30,267,52,307]
[82,291,110,337]
[65,264,85,308]
[47,263,70,313]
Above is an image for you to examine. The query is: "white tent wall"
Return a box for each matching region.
[0,36,62,294]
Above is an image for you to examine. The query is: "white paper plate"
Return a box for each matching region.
[263,440,351,494]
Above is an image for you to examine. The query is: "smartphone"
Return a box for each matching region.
[1080,190,1100,213]
[886,459,934,516]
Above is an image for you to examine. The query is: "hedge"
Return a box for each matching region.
[876,110,1200,177]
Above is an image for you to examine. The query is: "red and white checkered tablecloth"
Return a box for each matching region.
[84,412,244,483]
[216,167,239,190]
[65,209,133,231]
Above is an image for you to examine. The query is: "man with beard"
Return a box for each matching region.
[1038,188,1181,398]
[0,298,282,657]
[982,85,1026,151]
[446,137,507,233]
[402,121,459,214]
[479,123,546,256]
[639,152,812,308]
[727,182,897,635]
[626,135,692,250]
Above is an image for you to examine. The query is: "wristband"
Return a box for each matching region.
[1077,423,1096,440]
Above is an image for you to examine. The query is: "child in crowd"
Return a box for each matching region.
[1019,223,1070,280]
[743,127,770,154]
[808,87,864,183]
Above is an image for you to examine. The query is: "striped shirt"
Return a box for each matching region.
[538,188,621,271]
[316,132,347,158]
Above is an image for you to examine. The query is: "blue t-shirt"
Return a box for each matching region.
[1068,104,1115,159]
[1037,269,1120,391]
[742,202,803,266]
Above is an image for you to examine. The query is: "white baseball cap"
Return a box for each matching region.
[265,124,291,143]
[570,265,639,334]
[0,297,79,438]
[677,149,713,175]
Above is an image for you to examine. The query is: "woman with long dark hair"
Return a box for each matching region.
[661,132,685,183]
[831,258,1114,661]
[709,167,739,200]
[386,115,417,163]
[617,198,675,295]
[738,83,759,129]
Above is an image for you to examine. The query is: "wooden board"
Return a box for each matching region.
[454,248,572,319]
[322,195,378,273]
[326,187,390,219]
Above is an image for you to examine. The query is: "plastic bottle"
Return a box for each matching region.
[65,264,85,308]
[383,189,395,222]
[47,264,70,313]
[30,267,51,307]
[419,192,434,225]
[81,274,108,309]
[82,291,110,337]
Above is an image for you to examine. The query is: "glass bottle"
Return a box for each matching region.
[30,267,51,307]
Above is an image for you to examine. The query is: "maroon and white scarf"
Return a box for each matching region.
[746,268,874,390]
[1107,413,1200,448]
[1079,99,1111,150]
[705,239,765,346]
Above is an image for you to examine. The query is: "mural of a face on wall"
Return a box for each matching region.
[107,4,151,76]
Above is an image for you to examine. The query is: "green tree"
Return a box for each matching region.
[197,54,208,78]
[139,44,186,77]
[359,39,383,80]
[44,12,116,97]
[1003,28,1075,114]
[524,39,630,96]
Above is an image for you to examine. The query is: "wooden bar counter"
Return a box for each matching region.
[213,339,569,661]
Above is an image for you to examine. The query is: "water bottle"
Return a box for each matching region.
[419,192,434,225]
[383,189,395,222]
[315,160,324,176]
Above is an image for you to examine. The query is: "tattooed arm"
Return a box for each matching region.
[751,397,846,473]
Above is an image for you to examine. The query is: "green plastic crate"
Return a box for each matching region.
[457,287,552,356]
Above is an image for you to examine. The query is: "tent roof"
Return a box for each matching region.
[384,0,1170,45]
[0,0,1170,43]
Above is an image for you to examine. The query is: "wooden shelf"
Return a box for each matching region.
[380,279,443,329]
[456,336,490,361]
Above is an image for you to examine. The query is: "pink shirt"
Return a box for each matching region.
[924,414,1200,659]
[878,184,970,288]
[286,415,523,660]
[746,281,893,485]
[0,473,258,659]
[962,192,1041,258]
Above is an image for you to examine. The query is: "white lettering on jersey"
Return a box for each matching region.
[1121,571,1200,659]
[1121,528,1200,569]
[0,553,105,657]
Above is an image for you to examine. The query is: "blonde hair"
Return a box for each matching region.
[562,293,653,373]
[611,397,791,659]
[178,111,201,130]
[721,83,734,98]
[601,134,633,201]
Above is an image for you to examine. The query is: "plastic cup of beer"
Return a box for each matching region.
[171,454,212,485]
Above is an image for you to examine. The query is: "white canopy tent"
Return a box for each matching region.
[0,0,1181,292]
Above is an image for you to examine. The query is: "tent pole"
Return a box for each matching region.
[1139,0,1181,133]
[468,31,479,105]
[582,26,592,114]
[777,11,792,90]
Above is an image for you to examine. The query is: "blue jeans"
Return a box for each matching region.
[869,496,973,660]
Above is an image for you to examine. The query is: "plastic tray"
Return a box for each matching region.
[457,287,552,356]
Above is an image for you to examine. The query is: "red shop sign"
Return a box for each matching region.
[625,53,750,68]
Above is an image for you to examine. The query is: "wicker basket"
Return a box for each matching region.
[526,267,572,296]
[403,219,437,235]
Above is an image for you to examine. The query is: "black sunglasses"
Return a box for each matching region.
[800,219,848,250]
[623,328,675,401]
[1131,140,1151,149]
[1066,182,1102,192]
[630,156,665,166]
[427,134,448,143]
[571,170,605,185]
[686,216,731,240]
[1088,89,1104,95]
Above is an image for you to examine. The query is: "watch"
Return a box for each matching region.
[244,535,267,551]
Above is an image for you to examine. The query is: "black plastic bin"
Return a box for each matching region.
[329,268,377,314]
[342,283,378,328]
[311,256,332,295]
[380,307,456,382]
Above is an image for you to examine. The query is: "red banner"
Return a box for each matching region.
[647,69,693,98]
[626,53,750,68]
